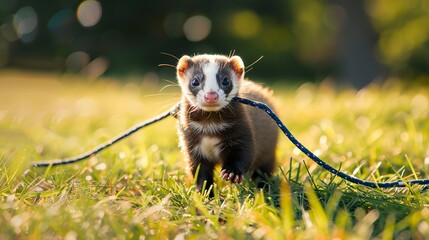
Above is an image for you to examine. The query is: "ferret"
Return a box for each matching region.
[176,54,278,196]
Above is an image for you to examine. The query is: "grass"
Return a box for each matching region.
[1,69,429,239]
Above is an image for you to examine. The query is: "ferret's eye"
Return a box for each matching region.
[191,78,200,87]
[222,77,230,86]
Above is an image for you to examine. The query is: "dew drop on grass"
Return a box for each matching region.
[292,147,301,156]
[119,151,126,159]
[95,163,106,171]
[136,156,148,168]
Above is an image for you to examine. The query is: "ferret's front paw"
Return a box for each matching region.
[220,168,244,183]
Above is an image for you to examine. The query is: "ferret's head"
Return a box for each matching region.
[176,54,244,112]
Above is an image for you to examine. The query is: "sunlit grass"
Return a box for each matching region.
[1,70,429,239]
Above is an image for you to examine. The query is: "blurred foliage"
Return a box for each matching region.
[0,0,428,84]
[369,0,429,76]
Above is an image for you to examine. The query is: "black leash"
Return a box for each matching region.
[32,97,429,188]
[233,97,429,188]
[32,103,180,167]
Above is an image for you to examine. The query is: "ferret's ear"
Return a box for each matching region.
[177,55,193,81]
[229,56,245,80]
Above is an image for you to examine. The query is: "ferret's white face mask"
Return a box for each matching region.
[177,54,244,112]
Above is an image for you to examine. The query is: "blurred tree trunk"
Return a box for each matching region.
[333,0,384,89]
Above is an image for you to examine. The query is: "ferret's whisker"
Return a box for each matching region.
[163,79,178,85]
[158,63,176,68]
[159,84,180,92]
[144,92,180,98]
[245,56,263,72]
[228,50,236,59]
[245,67,253,74]
[160,52,179,60]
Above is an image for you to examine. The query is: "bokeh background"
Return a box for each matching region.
[1,0,429,88]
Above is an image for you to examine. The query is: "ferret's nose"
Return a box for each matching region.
[204,92,219,103]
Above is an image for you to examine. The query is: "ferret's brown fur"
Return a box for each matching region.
[176,54,278,196]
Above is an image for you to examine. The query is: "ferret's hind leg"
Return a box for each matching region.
[251,156,275,188]
[191,160,215,197]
